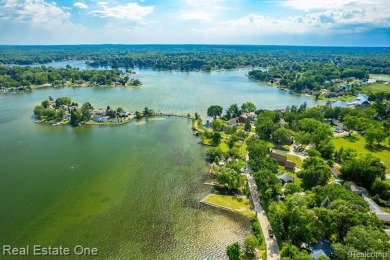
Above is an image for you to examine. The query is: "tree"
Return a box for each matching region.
[255,117,274,140]
[116,107,124,113]
[340,154,386,189]
[273,127,294,145]
[333,226,390,259]
[211,119,224,131]
[33,104,44,119]
[206,147,225,161]
[70,109,83,126]
[241,102,256,113]
[41,100,50,108]
[81,102,93,121]
[365,126,386,147]
[244,234,259,258]
[299,157,331,189]
[244,119,251,132]
[135,111,142,119]
[227,103,240,118]
[212,132,222,145]
[207,105,223,119]
[216,167,244,191]
[226,242,243,260]
[247,139,269,160]
[284,183,302,195]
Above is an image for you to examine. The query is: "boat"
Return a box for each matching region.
[52,122,61,126]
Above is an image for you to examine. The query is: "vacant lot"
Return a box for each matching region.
[332,134,390,171]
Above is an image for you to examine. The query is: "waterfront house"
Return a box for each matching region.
[237,115,248,123]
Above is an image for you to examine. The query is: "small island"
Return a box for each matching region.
[33,96,153,126]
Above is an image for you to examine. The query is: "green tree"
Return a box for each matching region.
[241,102,256,113]
[211,119,224,131]
[226,242,243,260]
[273,127,294,145]
[81,102,93,121]
[135,111,142,119]
[244,119,251,132]
[341,154,386,189]
[207,105,223,119]
[70,109,83,127]
[244,234,259,258]
[334,226,390,259]
[227,103,240,118]
[212,131,222,145]
[41,100,50,108]
[216,167,244,191]
[255,117,274,140]
[33,104,44,119]
[299,157,331,189]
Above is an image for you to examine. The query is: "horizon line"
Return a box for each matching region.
[0,43,389,48]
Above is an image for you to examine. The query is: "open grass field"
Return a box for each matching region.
[362,82,390,93]
[332,134,390,171]
[202,194,254,218]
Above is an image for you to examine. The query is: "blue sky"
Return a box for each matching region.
[0,0,389,46]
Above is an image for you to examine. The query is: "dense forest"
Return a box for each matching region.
[0,45,389,73]
[0,65,140,89]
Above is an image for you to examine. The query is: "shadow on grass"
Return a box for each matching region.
[365,144,390,153]
[343,135,359,143]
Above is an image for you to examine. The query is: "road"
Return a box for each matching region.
[247,173,280,260]
[357,185,390,225]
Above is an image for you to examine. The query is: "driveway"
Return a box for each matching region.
[247,174,280,260]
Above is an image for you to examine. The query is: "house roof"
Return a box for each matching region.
[277,173,294,183]
[269,152,287,163]
[285,160,296,169]
[310,240,334,260]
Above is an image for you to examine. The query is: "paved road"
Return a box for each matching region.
[357,185,390,224]
[247,174,280,260]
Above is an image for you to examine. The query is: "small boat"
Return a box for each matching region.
[52,122,61,126]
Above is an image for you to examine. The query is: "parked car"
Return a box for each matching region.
[268,229,274,238]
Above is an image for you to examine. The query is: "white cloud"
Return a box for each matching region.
[280,0,390,27]
[90,2,154,21]
[179,0,227,21]
[74,2,88,9]
[0,0,72,30]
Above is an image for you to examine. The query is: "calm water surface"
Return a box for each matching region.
[1,62,321,259]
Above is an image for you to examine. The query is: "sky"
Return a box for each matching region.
[0,0,389,46]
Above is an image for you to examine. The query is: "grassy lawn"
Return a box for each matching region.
[362,82,390,93]
[332,134,390,171]
[285,154,303,169]
[219,141,229,153]
[202,194,254,218]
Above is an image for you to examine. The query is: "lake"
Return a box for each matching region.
[0,61,325,259]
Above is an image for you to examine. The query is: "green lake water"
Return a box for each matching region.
[0,67,319,259]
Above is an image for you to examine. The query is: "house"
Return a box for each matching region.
[269,152,287,166]
[229,118,238,126]
[119,111,130,117]
[277,173,294,185]
[237,115,248,123]
[309,240,335,260]
[285,160,296,172]
[331,167,340,177]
